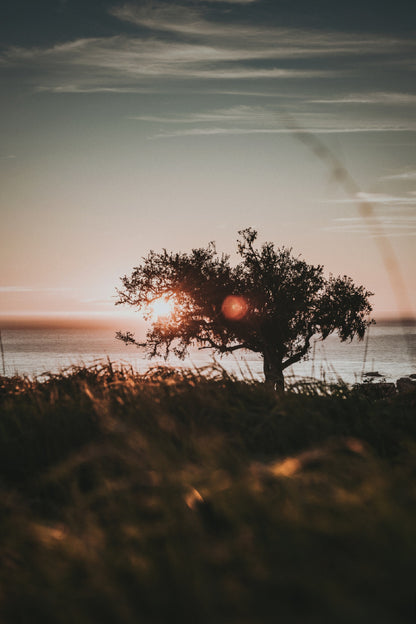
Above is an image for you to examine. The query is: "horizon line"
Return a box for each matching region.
[0,313,414,330]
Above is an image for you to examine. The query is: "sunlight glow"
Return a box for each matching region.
[149,296,175,319]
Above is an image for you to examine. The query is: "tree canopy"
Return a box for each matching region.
[116,228,374,390]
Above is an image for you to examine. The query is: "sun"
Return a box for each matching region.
[149,296,175,319]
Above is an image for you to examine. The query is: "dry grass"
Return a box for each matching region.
[0,363,415,623]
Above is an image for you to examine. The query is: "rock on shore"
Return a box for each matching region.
[355,376,416,398]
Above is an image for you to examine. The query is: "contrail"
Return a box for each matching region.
[0,330,5,376]
[283,115,414,322]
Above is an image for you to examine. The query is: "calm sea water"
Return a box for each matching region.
[1,324,415,384]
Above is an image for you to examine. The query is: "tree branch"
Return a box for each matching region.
[115,331,146,349]
[198,338,250,353]
[281,332,314,370]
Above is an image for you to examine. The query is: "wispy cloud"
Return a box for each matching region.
[110,3,413,59]
[152,126,416,139]
[36,84,162,94]
[143,104,416,138]
[2,0,415,145]
[131,105,416,134]
[380,171,416,181]
[153,127,289,138]
[132,105,295,124]
[2,35,338,89]
[80,298,114,305]
[308,92,416,105]
[2,0,415,96]
[328,191,416,206]
[325,215,416,237]
[0,286,72,293]
[324,189,416,235]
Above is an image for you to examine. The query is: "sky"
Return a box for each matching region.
[1,0,416,326]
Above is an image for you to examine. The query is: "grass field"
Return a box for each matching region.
[0,363,415,623]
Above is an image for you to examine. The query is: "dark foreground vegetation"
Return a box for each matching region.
[0,364,415,624]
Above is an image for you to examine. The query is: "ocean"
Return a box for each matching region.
[1,323,415,384]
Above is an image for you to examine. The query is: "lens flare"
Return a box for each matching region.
[221,295,248,321]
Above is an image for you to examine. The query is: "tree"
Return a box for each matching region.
[116,228,373,390]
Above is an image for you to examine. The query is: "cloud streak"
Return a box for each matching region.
[381,171,416,180]
[326,215,416,237]
[1,1,415,138]
[152,126,416,139]
[110,2,414,58]
[328,191,416,206]
[2,0,415,95]
[130,104,416,135]
[307,92,416,105]
[0,287,72,293]
[324,190,416,237]
[131,104,310,124]
[2,35,339,88]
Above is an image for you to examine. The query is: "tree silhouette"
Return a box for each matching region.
[116,228,373,390]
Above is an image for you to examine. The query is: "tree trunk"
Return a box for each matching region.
[263,352,284,392]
